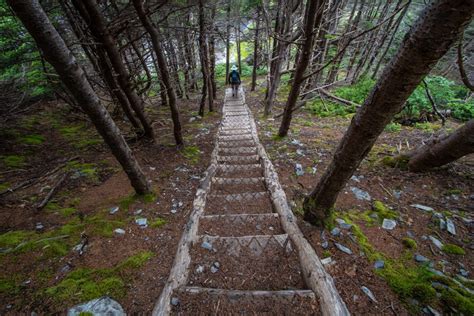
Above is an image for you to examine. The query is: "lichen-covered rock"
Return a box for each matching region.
[68,296,125,316]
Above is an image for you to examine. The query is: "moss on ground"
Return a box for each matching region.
[149,218,167,228]
[19,134,45,145]
[380,155,409,169]
[1,155,26,168]
[402,238,417,249]
[45,251,153,303]
[119,192,156,210]
[181,146,201,164]
[45,202,76,217]
[0,182,9,191]
[442,243,465,255]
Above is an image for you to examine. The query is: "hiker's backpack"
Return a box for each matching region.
[231,70,239,83]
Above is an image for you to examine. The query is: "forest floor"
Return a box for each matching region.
[0,82,473,315]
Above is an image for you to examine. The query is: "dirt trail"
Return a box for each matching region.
[154,88,347,315]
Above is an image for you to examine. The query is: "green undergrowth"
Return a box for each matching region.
[45,251,153,303]
[149,218,167,228]
[181,145,201,164]
[119,192,156,210]
[307,100,356,118]
[442,243,465,255]
[65,161,99,182]
[1,155,26,168]
[338,211,474,313]
[380,155,410,170]
[384,122,402,133]
[59,124,102,149]
[19,134,45,145]
[0,182,10,191]
[45,202,76,217]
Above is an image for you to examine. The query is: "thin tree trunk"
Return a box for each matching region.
[225,2,231,85]
[209,5,217,99]
[457,33,474,92]
[303,0,474,225]
[133,0,183,146]
[251,8,260,92]
[75,0,155,140]
[8,0,151,194]
[278,0,325,137]
[406,120,474,171]
[198,0,214,113]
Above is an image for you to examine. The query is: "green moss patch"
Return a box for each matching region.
[442,243,465,255]
[149,218,167,228]
[402,238,417,249]
[20,134,45,145]
[119,192,156,210]
[1,155,26,168]
[380,155,409,169]
[371,201,398,223]
[181,146,201,164]
[46,251,153,303]
[0,182,10,191]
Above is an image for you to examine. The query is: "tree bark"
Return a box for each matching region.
[303,0,474,225]
[251,8,260,92]
[457,33,474,92]
[198,0,214,114]
[225,2,231,85]
[133,0,184,146]
[75,0,155,140]
[278,0,325,137]
[8,0,151,195]
[407,119,474,171]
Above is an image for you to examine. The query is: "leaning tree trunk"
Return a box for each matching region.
[407,119,474,172]
[278,0,325,137]
[8,0,151,195]
[132,0,183,146]
[76,0,155,140]
[303,0,474,226]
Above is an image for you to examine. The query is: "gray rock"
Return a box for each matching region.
[361,286,378,303]
[407,231,415,238]
[421,235,428,241]
[439,218,446,230]
[321,241,329,249]
[67,297,125,316]
[446,218,456,235]
[290,139,303,146]
[415,254,430,263]
[411,204,434,212]
[350,175,361,183]
[428,268,445,277]
[431,282,448,289]
[295,163,304,176]
[374,260,385,269]
[432,212,443,219]
[171,297,180,306]
[296,149,305,156]
[423,306,441,316]
[109,206,119,215]
[311,166,317,174]
[35,223,44,231]
[382,219,397,230]
[201,241,213,251]
[350,187,371,201]
[369,213,379,220]
[335,243,352,255]
[114,228,125,235]
[335,218,346,225]
[195,265,204,273]
[331,227,341,237]
[460,268,469,277]
[340,223,352,230]
[321,257,332,265]
[210,262,220,273]
[135,218,147,227]
[429,236,443,249]
[393,190,402,199]
[133,209,143,215]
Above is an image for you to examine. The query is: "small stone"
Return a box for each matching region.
[295,163,304,176]
[35,223,44,231]
[415,254,430,263]
[393,190,402,199]
[429,236,443,249]
[256,224,262,230]
[350,175,361,183]
[421,235,428,241]
[350,187,371,201]
[460,268,469,277]
[331,227,341,237]
[446,218,456,235]
[67,297,125,316]
[369,213,379,220]
[195,265,204,273]
[374,260,385,269]
[134,209,143,215]
[296,149,305,156]
[382,219,397,230]
[109,206,119,215]
[290,139,303,146]
[424,306,441,316]
[269,226,274,231]
[431,282,448,289]
[135,218,147,227]
[361,286,378,303]
[201,241,213,251]
[335,218,346,225]
[432,212,443,219]
[411,204,434,212]
[171,297,180,306]
[321,257,332,265]
[114,228,125,235]
[321,241,329,249]
[407,231,415,238]
[335,242,352,255]
[211,262,220,273]
[340,223,352,230]
[438,218,446,230]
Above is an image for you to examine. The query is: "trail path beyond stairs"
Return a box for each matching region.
[153,88,349,315]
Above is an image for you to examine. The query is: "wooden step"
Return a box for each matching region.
[212,177,264,185]
[199,213,282,237]
[218,140,255,148]
[218,146,257,155]
[217,155,259,164]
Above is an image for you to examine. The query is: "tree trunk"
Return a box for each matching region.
[75,0,155,140]
[209,5,217,99]
[251,8,260,92]
[303,0,474,225]
[407,120,474,172]
[198,0,214,113]
[225,2,231,85]
[8,0,151,195]
[278,0,325,137]
[133,0,183,146]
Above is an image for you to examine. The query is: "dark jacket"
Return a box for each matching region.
[229,70,241,84]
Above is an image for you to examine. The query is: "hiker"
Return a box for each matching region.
[228,65,241,97]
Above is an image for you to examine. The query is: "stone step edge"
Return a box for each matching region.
[178,286,315,299]
[201,213,278,220]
